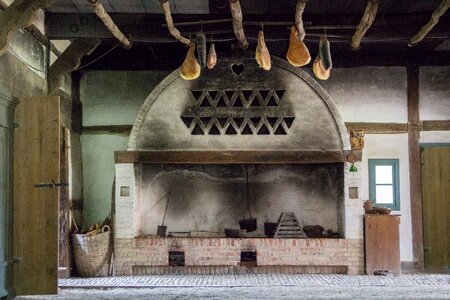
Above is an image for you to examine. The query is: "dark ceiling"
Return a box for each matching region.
[44,0,450,70]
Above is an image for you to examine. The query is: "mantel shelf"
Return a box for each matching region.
[114,150,346,164]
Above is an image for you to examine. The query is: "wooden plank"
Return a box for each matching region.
[407,65,424,267]
[58,127,69,278]
[345,122,407,134]
[71,72,82,134]
[114,150,346,164]
[421,147,450,268]
[421,120,450,131]
[13,97,60,295]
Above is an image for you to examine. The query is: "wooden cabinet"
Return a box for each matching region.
[364,215,401,275]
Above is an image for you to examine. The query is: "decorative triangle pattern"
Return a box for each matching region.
[182,89,294,135]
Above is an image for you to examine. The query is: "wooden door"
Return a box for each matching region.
[421,147,450,270]
[13,96,60,295]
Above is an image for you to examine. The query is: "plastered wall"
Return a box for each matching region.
[80,71,169,227]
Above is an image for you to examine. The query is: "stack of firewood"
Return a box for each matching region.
[302,225,341,238]
[72,214,112,236]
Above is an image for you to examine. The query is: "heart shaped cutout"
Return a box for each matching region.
[231,63,245,76]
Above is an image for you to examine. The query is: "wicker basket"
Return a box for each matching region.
[71,229,111,277]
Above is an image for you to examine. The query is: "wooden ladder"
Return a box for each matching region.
[273,212,306,238]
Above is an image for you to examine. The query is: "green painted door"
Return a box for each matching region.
[421,147,450,271]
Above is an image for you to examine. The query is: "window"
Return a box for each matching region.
[369,159,400,210]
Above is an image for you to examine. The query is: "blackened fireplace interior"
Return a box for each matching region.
[137,163,345,238]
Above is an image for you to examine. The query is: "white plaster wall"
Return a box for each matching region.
[320,67,408,122]
[419,67,450,121]
[420,131,450,144]
[361,134,413,262]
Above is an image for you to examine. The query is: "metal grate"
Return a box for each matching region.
[169,251,185,267]
[180,89,295,135]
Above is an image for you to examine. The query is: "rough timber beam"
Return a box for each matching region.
[351,0,379,50]
[0,0,54,56]
[229,0,248,49]
[160,0,190,45]
[409,0,450,46]
[407,65,424,269]
[88,0,131,48]
[295,0,308,41]
[48,38,101,95]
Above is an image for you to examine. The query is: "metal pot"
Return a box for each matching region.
[239,217,257,232]
[264,222,277,237]
[157,225,167,237]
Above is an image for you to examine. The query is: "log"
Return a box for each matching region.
[229,0,248,49]
[88,0,131,48]
[295,0,308,41]
[351,0,379,50]
[0,0,55,56]
[160,0,191,46]
[409,0,450,46]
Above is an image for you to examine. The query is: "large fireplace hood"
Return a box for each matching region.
[113,58,364,276]
[115,56,350,165]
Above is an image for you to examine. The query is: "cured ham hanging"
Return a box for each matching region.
[286,25,311,67]
[207,43,217,69]
[312,54,330,80]
[255,30,271,71]
[196,32,207,68]
[179,43,201,80]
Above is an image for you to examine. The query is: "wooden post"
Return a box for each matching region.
[88,0,131,48]
[160,0,191,46]
[229,0,248,49]
[351,0,379,50]
[407,65,424,268]
[409,0,450,46]
[0,0,54,56]
[295,0,308,41]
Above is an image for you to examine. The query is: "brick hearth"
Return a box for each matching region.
[115,238,364,275]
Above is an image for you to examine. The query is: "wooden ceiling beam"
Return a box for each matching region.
[229,0,248,49]
[0,0,55,56]
[295,0,308,41]
[87,0,131,48]
[47,38,101,95]
[351,0,379,50]
[160,0,191,45]
[45,12,449,43]
[409,0,450,46]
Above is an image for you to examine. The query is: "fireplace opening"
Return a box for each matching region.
[241,251,257,267]
[169,251,185,267]
[138,163,345,238]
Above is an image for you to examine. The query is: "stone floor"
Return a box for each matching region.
[16,274,450,299]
